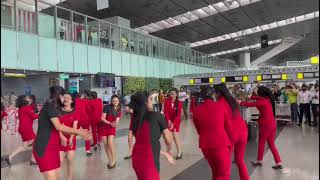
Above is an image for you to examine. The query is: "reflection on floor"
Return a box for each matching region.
[1,114,319,180]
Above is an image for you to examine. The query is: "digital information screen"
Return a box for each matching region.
[194,78,201,84]
[315,72,319,78]
[304,72,314,78]
[234,76,243,81]
[271,74,281,80]
[201,78,209,83]
[262,74,272,80]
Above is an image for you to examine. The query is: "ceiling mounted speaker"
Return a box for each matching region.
[261,34,268,48]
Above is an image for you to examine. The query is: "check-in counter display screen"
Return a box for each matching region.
[304,72,314,78]
[262,74,272,80]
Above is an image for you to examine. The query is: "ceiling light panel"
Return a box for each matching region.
[182,11,199,21]
[191,9,209,18]
[164,18,181,26]
[213,2,229,12]
[224,0,240,9]
[277,20,287,26]
[173,15,191,24]
[156,20,173,28]
[295,15,305,22]
[268,22,278,29]
[286,17,296,24]
[259,24,270,31]
[315,11,319,17]
[304,13,315,20]
[148,23,164,31]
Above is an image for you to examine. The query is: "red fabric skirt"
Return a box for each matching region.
[33,146,60,172]
[18,127,36,142]
[60,137,77,152]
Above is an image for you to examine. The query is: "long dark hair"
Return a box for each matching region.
[257,86,274,105]
[213,84,240,115]
[169,88,179,116]
[16,95,29,108]
[200,86,214,100]
[91,91,97,99]
[29,94,39,113]
[49,86,65,108]
[131,92,149,134]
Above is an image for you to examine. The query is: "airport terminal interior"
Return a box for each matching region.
[1,0,319,180]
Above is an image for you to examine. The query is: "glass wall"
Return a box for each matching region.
[0,0,235,70]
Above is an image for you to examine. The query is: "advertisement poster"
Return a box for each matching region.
[69,78,79,93]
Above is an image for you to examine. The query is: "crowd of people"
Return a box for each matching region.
[0,81,318,180]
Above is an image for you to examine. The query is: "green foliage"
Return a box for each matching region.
[123,77,173,95]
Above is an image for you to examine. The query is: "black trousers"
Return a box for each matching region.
[299,103,311,124]
[312,104,319,125]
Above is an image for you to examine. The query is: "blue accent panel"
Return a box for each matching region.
[57,40,73,72]
[74,43,88,73]
[121,52,131,76]
[130,54,139,76]
[138,55,147,77]
[111,50,122,74]
[100,48,112,73]
[87,46,100,73]
[39,37,57,71]
[1,29,17,68]
[18,33,38,70]
[146,57,154,77]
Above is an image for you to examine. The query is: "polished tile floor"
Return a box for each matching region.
[1,113,319,180]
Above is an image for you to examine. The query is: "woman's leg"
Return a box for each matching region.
[267,128,281,164]
[59,151,65,165]
[101,136,111,165]
[173,131,182,157]
[42,168,61,180]
[257,127,269,162]
[66,151,76,180]
[234,141,249,180]
[108,135,116,165]
[127,131,133,157]
[9,140,32,162]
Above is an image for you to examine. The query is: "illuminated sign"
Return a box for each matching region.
[256,75,262,81]
[281,74,287,80]
[3,73,27,78]
[271,74,281,80]
[194,79,201,84]
[221,77,226,83]
[234,76,242,81]
[189,79,195,85]
[209,78,214,83]
[262,74,272,80]
[297,73,304,79]
[242,76,248,82]
[310,56,319,64]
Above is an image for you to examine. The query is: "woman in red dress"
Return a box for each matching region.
[213,84,249,180]
[32,86,91,180]
[193,86,233,180]
[240,86,282,169]
[1,102,8,132]
[131,92,175,180]
[59,93,79,180]
[99,95,121,169]
[78,90,92,156]
[163,88,183,160]
[5,95,39,166]
[90,91,103,151]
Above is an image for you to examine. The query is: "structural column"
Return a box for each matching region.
[239,52,251,69]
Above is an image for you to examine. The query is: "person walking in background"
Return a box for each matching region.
[88,27,93,45]
[298,84,312,126]
[158,89,165,112]
[178,87,189,120]
[151,89,159,112]
[286,84,299,125]
[5,95,39,166]
[59,21,65,40]
[311,84,319,127]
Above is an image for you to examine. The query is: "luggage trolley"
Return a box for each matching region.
[274,101,291,122]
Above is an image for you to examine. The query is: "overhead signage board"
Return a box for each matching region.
[281,74,287,80]
[262,74,272,80]
[310,56,319,64]
[256,75,262,81]
[315,72,319,78]
[59,73,69,80]
[297,73,304,79]
[303,72,314,78]
[200,78,209,83]
[194,78,201,84]
[271,74,281,80]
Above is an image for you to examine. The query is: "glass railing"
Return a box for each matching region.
[1,0,236,70]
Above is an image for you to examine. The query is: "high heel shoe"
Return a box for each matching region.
[124,155,132,160]
[107,161,116,169]
[175,153,182,160]
[251,161,262,167]
[272,164,283,169]
[30,161,37,166]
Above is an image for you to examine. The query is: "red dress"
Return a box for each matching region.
[90,98,103,145]
[189,96,196,114]
[98,105,121,137]
[33,103,60,173]
[59,110,79,152]
[163,98,182,132]
[18,105,38,142]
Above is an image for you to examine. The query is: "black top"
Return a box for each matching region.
[33,103,60,156]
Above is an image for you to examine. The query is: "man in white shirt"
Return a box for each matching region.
[311,84,319,126]
[151,90,159,112]
[298,84,312,126]
[179,87,189,120]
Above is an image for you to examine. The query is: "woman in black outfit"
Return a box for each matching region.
[32,86,91,180]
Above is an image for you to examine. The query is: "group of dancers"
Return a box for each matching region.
[0,83,283,180]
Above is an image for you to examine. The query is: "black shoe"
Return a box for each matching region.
[5,157,11,167]
[304,121,309,124]
[86,152,92,157]
[251,161,262,167]
[272,164,283,169]
[107,162,116,169]
[297,123,302,126]
[124,155,132,160]
[93,146,98,151]
[30,161,37,166]
[176,153,182,160]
